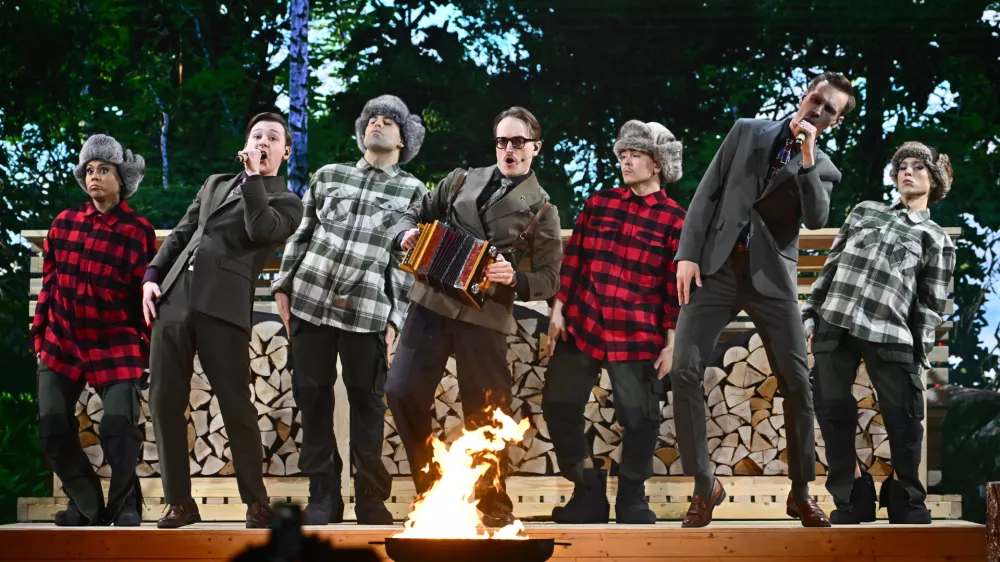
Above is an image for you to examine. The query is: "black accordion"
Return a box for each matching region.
[399,221,499,309]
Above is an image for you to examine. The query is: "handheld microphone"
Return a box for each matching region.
[795,132,806,146]
[235,152,249,164]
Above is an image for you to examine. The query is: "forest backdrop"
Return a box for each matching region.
[2,0,999,523]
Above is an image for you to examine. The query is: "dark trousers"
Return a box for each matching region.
[812,318,927,510]
[37,363,142,522]
[386,304,514,512]
[149,271,268,506]
[671,251,816,495]
[289,316,391,499]
[542,337,660,483]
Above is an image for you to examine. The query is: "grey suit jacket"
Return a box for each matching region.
[675,118,841,301]
[150,173,304,332]
[397,166,563,334]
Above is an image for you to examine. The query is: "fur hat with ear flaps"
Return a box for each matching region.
[73,134,145,199]
[355,95,426,165]
[890,141,953,203]
[613,120,683,184]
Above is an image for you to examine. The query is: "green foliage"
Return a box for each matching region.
[0,393,50,524]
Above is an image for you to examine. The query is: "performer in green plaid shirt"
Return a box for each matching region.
[804,141,956,525]
[271,95,428,525]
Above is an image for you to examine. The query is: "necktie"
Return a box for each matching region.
[480,178,514,213]
[763,138,796,189]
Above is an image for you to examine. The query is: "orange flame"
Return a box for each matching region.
[394,409,530,539]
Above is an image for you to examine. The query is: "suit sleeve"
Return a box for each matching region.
[272,173,321,295]
[675,119,744,263]
[397,168,462,234]
[129,221,157,349]
[242,175,304,244]
[149,177,208,272]
[795,157,841,229]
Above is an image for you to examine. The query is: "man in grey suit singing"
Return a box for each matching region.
[670,72,855,528]
[141,112,304,529]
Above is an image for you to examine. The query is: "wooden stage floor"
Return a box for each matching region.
[0,520,986,561]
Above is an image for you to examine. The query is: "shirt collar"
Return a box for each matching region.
[492,167,533,187]
[357,158,401,179]
[621,186,668,207]
[84,199,129,226]
[890,198,929,223]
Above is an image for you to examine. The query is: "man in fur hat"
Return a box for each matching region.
[271,95,427,525]
[389,106,563,527]
[141,112,304,529]
[806,141,955,525]
[671,71,857,528]
[542,120,686,524]
[32,134,157,526]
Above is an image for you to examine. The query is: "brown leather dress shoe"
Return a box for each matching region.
[156,499,201,529]
[246,502,273,529]
[786,494,832,527]
[682,478,727,528]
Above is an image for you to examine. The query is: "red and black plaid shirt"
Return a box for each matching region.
[556,187,685,362]
[31,201,157,385]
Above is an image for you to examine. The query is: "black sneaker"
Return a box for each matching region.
[880,478,932,524]
[831,470,876,524]
[54,501,90,527]
[355,487,393,525]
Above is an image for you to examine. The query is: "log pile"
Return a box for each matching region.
[73,306,894,479]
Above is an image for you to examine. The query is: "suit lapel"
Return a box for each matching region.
[209,175,244,219]
[756,120,784,193]
[451,167,492,239]
[482,173,542,225]
[758,151,803,201]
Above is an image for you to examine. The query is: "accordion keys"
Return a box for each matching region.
[399,221,499,309]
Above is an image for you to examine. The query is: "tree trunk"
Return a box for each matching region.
[988,481,999,562]
[288,0,310,196]
[146,85,169,187]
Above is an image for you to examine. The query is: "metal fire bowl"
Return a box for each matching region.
[374,537,568,562]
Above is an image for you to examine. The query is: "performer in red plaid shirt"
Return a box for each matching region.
[31,134,156,527]
[542,120,685,524]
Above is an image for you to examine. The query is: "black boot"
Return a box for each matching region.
[551,468,610,524]
[830,467,876,524]
[615,478,656,524]
[113,479,143,527]
[355,486,393,525]
[880,477,931,524]
[54,501,92,527]
[304,476,344,525]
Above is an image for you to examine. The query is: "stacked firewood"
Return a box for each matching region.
[73,306,893,478]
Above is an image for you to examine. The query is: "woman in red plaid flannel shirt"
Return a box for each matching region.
[32,134,156,526]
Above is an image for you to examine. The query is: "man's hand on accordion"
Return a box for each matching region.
[400,228,420,251]
[485,254,517,286]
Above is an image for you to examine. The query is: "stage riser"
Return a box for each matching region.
[19,499,963,522]
[0,523,986,561]
[21,476,962,522]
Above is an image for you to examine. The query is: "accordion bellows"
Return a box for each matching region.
[399,221,499,309]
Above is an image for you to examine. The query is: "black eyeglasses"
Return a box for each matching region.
[494,136,539,150]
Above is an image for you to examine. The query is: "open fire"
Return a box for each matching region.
[393,409,530,540]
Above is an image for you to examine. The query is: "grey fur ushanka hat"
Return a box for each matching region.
[613,120,683,184]
[890,141,953,203]
[354,95,426,165]
[73,134,145,198]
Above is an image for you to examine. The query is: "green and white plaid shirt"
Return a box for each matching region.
[272,159,427,332]
[803,200,955,368]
